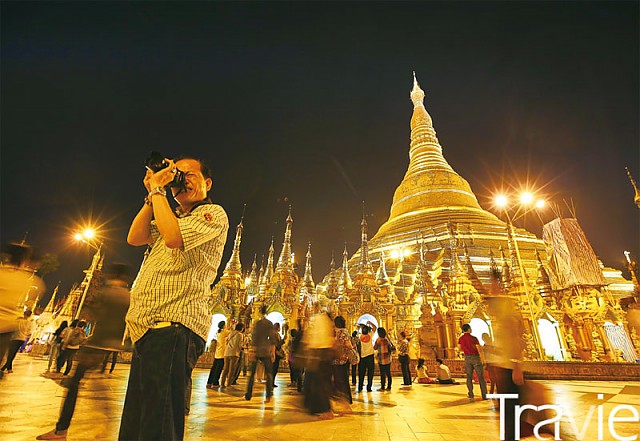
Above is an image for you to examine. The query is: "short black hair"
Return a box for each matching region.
[377,327,387,338]
[462,323,471,332]
[334,315,346,329]
[361,325,370,335]
[174,155,212,180]
[436,358,443,364]
[217,321,226,330]
[260,305,268,315]
[235,323,245,331]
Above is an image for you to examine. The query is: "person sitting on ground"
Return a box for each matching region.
[413,358,436,384]
[435,358,458,384]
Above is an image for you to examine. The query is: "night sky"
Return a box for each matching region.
[1,2,638,307]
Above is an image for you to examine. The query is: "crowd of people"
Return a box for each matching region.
[0,153,531,441]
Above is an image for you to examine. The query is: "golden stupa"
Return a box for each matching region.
[356,73,546,301]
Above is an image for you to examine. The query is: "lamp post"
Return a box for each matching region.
[493,192,546,360]
[73,229,103,320]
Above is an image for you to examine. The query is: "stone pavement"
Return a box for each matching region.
[1,354,638,440]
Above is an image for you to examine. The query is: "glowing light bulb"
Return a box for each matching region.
[495,194,508,207]
[390,250,400,259]
[74,233,83,241]
[83,229,95,240]
[535,199,545,209]
[520,192,534,205]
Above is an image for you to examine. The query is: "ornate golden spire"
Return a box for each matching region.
[626,167,640,208]
[536,250,553,302]
[464,244,486,295]
[375,251,390,285]
[222,215,244,278]
[339,243,353,292]
[500,246,512,291]
[43,282,60,314]
[264,238,275,283]
[302,242,315,288]
[276,206,294,271]
[372,73,497,242]
[359,208,374,275]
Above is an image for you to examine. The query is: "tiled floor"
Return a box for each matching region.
[1,355,638,440]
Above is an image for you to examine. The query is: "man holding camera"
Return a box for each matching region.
[119,156,228,441]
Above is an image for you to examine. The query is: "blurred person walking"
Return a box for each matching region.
[302,311,334,419]
[349,330,359,386]
[398,331,412,386]
[56,320,88,376]
[1,309,34,373]
[272,322,285,388]
[47,321,68,373]
[0,242,44,377]
[37,263,132,440]
[119,155,228,441]
[331,315,353,413]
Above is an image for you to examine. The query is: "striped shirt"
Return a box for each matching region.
[126,203,228,343]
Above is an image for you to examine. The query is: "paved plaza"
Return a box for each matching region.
[1,354,639,441]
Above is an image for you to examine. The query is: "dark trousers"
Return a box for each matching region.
[245,355,274,400]
[303,348,332,414]
[56,348,106,432]
[464,354,487,399]
[357,354,375,391]
[399,354,411,385]
[101,351,118,373]
[230,350,243,384]
[119,324,204,441]
[57,348,79,375]
[290,365,303,392]
[207,357,224,386]
[351,362,357,385]
[379,363,392,389]
[272,356,282,385]
[1,339,24,371]
[331,362,352,404]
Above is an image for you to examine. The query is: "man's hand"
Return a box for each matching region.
[148,158,177,190]
[143,169,153,192]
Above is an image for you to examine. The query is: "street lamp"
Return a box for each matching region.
[73,228,103,319]
[493,192,546,360]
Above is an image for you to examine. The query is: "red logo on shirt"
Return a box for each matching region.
[204,213,213,222]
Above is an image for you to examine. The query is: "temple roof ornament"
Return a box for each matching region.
[264,238,275,282]
[302,242,315,288]
[359,208,374,275]
[626,167,640,208]
[222,215,244,278]
[339,243,353,294]
[276,206,294,271]
[375,251,390,286]
[464,244,487,295]
[42,282,60,315]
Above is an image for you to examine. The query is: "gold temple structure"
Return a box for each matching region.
[40,76,640,370]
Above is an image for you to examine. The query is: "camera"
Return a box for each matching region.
[145,151,186,190]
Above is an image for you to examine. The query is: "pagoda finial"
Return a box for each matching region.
[410,71,425,108]
[302,242,315,287]
[223,215,244,277]
[264,238,275,282]
[276,208,294,270]
[625,167,640,208]
[340,243,353,290]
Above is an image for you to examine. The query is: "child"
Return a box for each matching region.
[414,358,435,384]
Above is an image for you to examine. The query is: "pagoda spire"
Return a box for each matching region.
[536,250,553,303]
[359,206,374,275]
[339,243,353,292]
[302,242,315,288]
[276,206,294,271]
[500,246,512,291]
[625,167,640,208]
[263,239,275,283]
[464,244,487,295]
[222,214,244,278]
[43,282,60,315]
[375,251,390,285]
[299,242,316,303]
